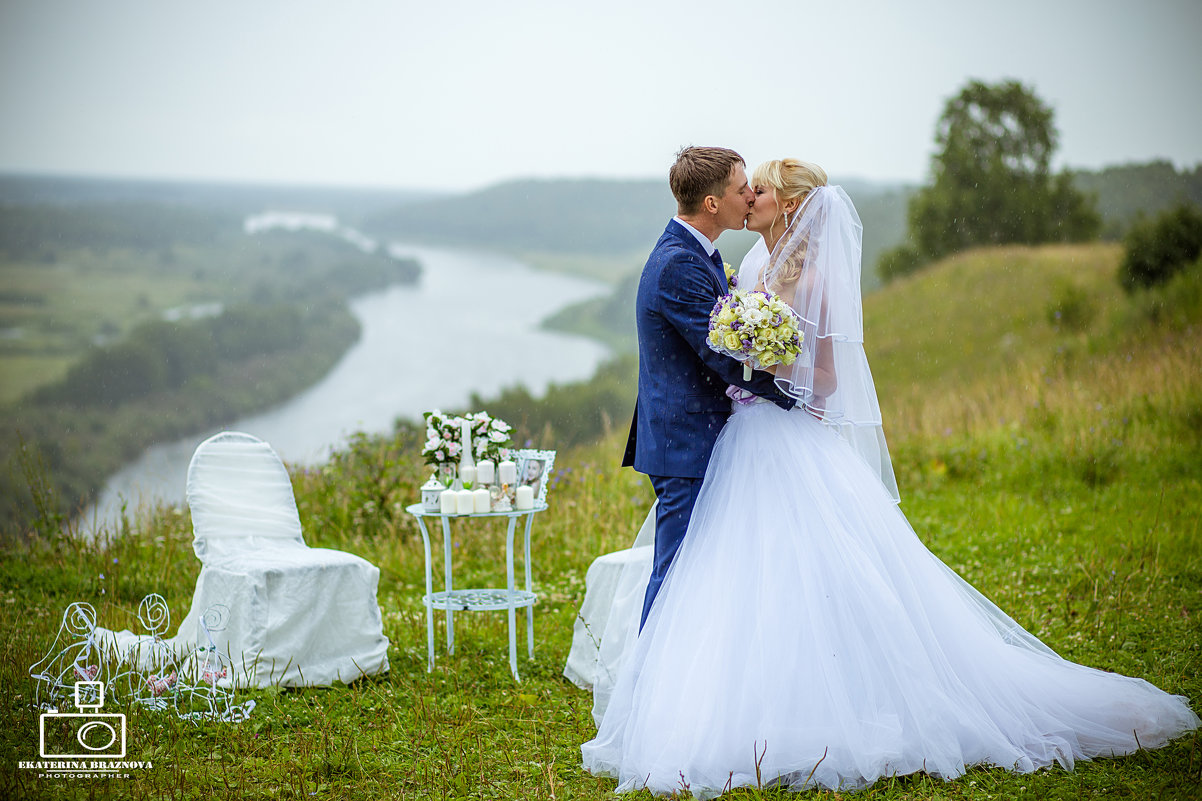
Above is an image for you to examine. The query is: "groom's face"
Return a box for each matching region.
[713,164,754,233]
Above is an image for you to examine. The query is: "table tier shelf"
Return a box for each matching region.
[424,589,538,612]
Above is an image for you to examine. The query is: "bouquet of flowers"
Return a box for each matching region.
[421,409,513,469]
[707,290,803,381]
[465,410,513,463]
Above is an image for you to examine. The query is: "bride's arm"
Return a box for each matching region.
[810,335,837,397]
[766,341,835,395]
[763,275,837,398]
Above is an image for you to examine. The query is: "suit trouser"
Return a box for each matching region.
[640,474,704,629]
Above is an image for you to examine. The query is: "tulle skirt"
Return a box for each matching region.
[581,402,1199,797]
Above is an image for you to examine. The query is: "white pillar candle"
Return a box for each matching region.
[498,460,517,485]
[439,490,457,515]
[456,489,475,515]
[459,420,475,467]
[460,464,476,487]
[515,485,534,511]
[476,460,495,485]
[473,488,491,514]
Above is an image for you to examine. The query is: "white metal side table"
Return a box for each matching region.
[404,502,547,681]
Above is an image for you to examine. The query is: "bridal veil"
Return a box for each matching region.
[745,184,900,501]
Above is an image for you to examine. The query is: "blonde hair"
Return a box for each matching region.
[752,159,828,290]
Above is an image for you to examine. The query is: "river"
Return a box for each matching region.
[83,235,610,534]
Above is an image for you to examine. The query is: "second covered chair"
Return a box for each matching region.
[174,430,389,688]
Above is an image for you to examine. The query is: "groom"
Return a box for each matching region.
[623,146,795,628]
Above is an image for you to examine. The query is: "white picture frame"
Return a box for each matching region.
[514,449,555,506]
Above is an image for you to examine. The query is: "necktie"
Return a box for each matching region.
[710,248,728,289]
[710,248,724,271]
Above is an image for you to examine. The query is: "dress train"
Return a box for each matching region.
[581,402,1199,797]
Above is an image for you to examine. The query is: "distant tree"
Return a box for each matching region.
[1119,203,1202,291]
[881,80,1099,281]
[876,243,923,283]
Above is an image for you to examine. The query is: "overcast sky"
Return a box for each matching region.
[1,0,1199,192]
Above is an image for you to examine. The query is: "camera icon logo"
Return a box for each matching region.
[39,681,126,759]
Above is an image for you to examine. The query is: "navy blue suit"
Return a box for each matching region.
[623,219,794,626]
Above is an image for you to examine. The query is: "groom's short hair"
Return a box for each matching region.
[670,146,745,215]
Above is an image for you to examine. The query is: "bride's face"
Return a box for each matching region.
[746,184,781,235]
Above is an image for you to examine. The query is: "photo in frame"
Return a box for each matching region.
[514,449,555,506]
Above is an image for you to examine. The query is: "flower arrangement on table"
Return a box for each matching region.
[420,410,518,513]
[421,410,512,468]
[707,289,803,381]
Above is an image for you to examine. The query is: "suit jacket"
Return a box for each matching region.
[622,219,795,477]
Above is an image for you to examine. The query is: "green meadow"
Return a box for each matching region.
[1,242,1199,799]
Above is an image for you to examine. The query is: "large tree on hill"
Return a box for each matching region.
[881,80,1099,279]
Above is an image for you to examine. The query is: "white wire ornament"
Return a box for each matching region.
[29,601,109,711]
[115,594,181,711]
[177,605,255,723]
[29,595,255,723]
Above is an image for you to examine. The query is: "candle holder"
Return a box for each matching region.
[490,484,512,512]
[459,461,477,490]
[438,463,457,491]
[420,476,446,513]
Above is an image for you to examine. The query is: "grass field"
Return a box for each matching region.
[1,243,1199,799]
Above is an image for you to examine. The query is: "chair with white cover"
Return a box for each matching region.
[172,431,389,688]
[564,503,655,724]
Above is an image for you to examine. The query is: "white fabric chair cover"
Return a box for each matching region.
[564,503,655,724]
[101,432,390,688]
[181,431,389,687]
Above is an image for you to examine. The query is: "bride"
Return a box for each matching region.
[580,159,1199,797]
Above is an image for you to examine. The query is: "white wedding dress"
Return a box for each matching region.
[582,188,1198,797]
[580,398,1199,796]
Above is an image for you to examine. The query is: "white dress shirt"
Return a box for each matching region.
[673,217,717,257]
